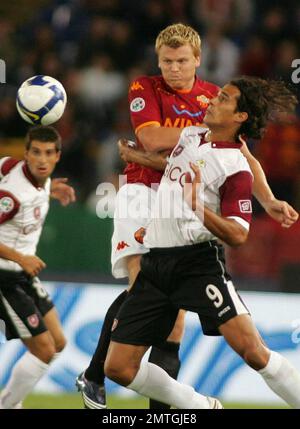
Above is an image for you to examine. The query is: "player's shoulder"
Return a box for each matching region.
[0,157,21,179]
[129,75,159,91]
[195,77,220,98]
[129,75,170,93]
[211,143,252,176]
[180,125,208,141]
[1,161,35,196]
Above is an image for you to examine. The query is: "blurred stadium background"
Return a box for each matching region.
[0,0,300,409]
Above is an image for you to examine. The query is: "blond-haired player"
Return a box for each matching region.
[77,24,298,409]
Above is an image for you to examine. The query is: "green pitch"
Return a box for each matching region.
[23,393,289,409]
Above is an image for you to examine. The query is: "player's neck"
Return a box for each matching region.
[207,129,236,143]
[23,163,47,188]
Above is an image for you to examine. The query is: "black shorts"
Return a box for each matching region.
[111,240,249,346]
[0,270,54,340]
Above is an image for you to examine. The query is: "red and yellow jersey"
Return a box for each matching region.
[125,75,219,187]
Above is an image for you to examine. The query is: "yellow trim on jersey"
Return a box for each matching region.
[135,121,161,135]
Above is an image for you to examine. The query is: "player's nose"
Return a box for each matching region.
[170,62,179,71]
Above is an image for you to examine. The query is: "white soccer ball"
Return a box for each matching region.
[16,75,67,125]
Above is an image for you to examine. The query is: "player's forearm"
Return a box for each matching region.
[250,158,275,207]
[195,206,248,247]
[126,149,168,171]
[240,144,275,207]
[137,126,182,152]
[0,242,23,265]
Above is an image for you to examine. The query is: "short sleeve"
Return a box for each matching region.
[0,157,20,179]
[129,77,162,134]
[0,190,20,224]
[219,171,253,230]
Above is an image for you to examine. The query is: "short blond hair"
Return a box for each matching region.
[155,23,201,56]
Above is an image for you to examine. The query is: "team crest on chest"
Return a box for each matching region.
[197,95,210,109]
[34,207,41,219]
[173,145,184,157]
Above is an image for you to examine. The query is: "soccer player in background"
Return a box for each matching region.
[0,126,73,409]
[76,23,299,409]
[104,77,300,409]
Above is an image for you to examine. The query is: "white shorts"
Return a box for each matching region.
[111,184,157,278]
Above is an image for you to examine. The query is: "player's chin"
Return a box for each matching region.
[168,77,184,87]
[36,169,51,180]
[203,113,212,126]
[37,170,49,177]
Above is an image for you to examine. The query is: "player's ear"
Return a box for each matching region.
[55,150,61,162]
[195,54,201,68]
[235,111,248,124]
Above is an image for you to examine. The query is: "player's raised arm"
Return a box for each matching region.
[118,139,168,171]
[240,141,299,227]
[235,78,299,228]
[50,177,76,206]
[137,125,182,152]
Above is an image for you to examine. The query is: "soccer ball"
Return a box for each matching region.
[16,75,67,125]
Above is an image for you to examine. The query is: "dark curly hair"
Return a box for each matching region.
[231,76,298,139]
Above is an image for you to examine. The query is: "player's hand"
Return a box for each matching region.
[18,255,46,277]
[117,139,136,163]
[184,162,202,211]
[264,198,299,228]
[50,178,76,206]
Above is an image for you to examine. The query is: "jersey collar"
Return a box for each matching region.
[199,131,243,149]
[164,76,198,94]
[210,141,243,149]
[22,162,43,189]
